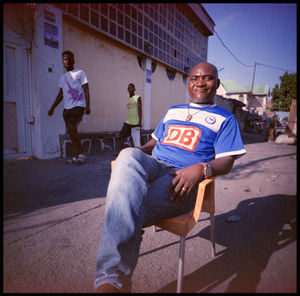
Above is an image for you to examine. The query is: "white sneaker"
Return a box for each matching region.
[78,154,86,162]
[77,154,86,164]
[72,157,80,164]
[66,156,85,165]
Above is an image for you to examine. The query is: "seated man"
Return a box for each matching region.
[94,62,246,293]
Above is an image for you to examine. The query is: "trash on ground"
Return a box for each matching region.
[226,215,242,223]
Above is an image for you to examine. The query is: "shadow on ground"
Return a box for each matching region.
[155,194,296,293]
[3,152,114,218]
[241,132,266,145]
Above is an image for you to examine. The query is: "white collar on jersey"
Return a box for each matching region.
[186,103,216,121]
[189,102,216,108]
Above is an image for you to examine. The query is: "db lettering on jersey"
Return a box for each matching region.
[162,125,201,151]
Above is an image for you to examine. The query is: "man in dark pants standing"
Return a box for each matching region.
[118,83,142,151]
[48,50,91,164]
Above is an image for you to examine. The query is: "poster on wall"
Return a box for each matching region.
[44,9,56,23]
[44,22,58,49]
[146,69,152,84]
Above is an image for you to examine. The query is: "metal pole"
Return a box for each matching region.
[210,214,216,257]
[177,237,185,293]
[251,62,262,93]
[250,62,257,94]
[250,62,261,111]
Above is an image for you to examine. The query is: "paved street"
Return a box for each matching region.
[3,135,297,293]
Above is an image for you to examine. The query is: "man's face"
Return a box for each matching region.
[188,63,220,104]
[62,54,74,71]
[128,84,135,94]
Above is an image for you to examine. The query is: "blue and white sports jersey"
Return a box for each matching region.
[151,103,246,168]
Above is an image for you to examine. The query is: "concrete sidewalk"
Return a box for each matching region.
[3,138,297,293]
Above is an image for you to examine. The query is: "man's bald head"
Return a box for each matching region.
[188,62,220,104]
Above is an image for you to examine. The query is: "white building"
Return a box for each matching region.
[4,3,215,159]
[217,79,270,116]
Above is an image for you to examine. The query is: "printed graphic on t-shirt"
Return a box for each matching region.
[127,103,135,109]
[162,125,201,151]
[64,76,83,103]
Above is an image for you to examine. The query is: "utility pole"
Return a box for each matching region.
[250,62,261,112]
[251,62,261,94]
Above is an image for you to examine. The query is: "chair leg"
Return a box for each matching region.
[112,137,116,152]
[81,139,92,155]
[210,214,216,257]
[177,236,185,293]
[63,139,72,158]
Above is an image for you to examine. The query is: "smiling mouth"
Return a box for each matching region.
[193,87,207,93]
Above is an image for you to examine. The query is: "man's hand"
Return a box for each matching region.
[85,106,91,115]
[166,155,235,202]
[48,89,63,117]
[48,107,54,116]
[138,138,157,155]
[166,163,204,202]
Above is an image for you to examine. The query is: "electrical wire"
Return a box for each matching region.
[259,63,290,72]
[214,29,293,73]
[213,29,252,68]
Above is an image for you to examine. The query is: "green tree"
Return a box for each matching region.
[271,72,297,112]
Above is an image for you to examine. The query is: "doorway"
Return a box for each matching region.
[3,34,33,159]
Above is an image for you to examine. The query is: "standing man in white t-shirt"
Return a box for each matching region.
[48,50,91,164]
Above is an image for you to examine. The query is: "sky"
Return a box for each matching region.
[201,3,297,94]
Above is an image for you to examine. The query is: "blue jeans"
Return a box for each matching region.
[94,148,197,292]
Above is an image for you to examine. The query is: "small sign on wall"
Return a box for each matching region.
[44,9,56,23]
[146,69,152,84]
[44,22,58,49]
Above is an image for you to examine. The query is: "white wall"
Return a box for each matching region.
[29,5,196,159]
[62,17,188,133]
[31,4,64,159]
[62,18,144,132]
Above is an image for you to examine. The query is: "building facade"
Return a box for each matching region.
[217,79,270,117]
[3,3,215,160]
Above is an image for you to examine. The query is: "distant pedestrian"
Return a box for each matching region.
[118,83,142,151]
[48,50,91,164]
[267,118,276,142]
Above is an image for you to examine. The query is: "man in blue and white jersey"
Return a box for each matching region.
[95,62,246,293]
[151,103,245,169]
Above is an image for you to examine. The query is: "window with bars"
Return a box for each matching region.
[61,3,209,74]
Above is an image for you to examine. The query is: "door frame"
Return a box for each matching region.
[3,29,33,159]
